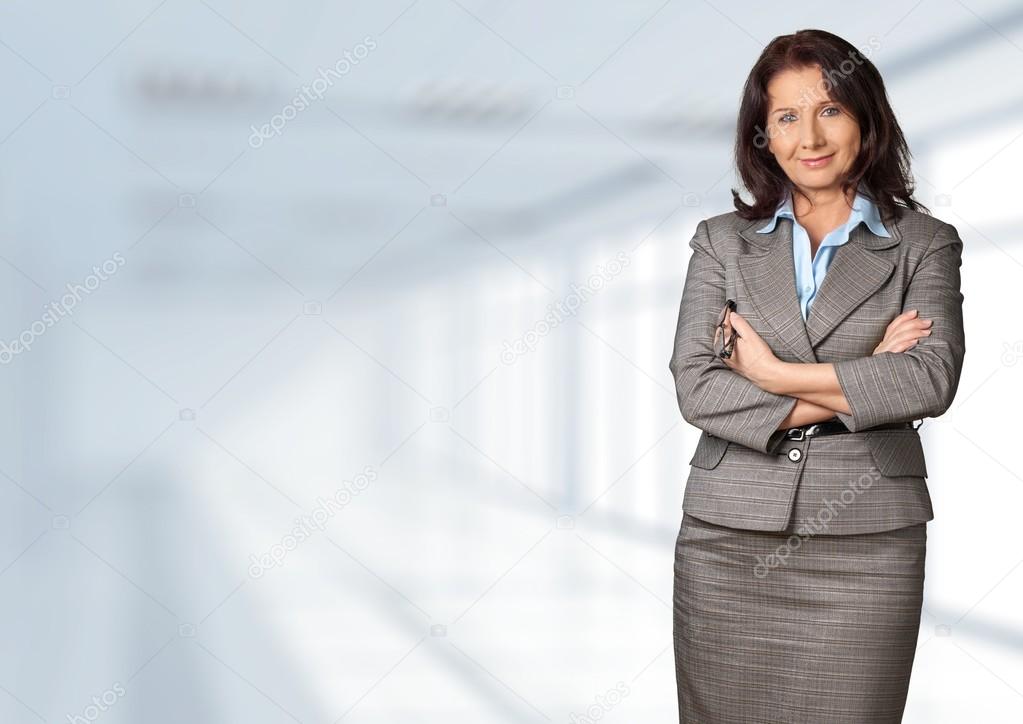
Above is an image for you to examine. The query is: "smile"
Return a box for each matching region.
[800,153,835,168]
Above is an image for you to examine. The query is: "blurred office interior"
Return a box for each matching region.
[0,1,1019,721]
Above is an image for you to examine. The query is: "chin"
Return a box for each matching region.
[794,171,842,188]
[789,177,830,191]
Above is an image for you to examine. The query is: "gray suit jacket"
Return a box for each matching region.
[669,207,965,534]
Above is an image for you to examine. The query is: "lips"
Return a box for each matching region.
[800,153,834,168]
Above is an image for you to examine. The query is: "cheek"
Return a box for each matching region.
[834,124,860,155]
[769,133,795,158]
[838,141,860,169]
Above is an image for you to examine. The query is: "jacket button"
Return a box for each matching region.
[787,448,802,462]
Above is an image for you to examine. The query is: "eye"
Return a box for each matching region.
[821,105,841,117]
[779,112,796,123]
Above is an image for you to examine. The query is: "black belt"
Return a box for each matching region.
[782,418,919,440]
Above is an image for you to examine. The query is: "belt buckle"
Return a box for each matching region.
[785,423,822,441]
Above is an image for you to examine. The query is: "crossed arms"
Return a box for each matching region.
[669,219,966,454]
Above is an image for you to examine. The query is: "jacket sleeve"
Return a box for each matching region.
[669,219,798,454]
[831,222,966,432]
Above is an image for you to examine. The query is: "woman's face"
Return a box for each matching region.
[765,65,861,196]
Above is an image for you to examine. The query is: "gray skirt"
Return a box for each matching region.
[673,512,926,723]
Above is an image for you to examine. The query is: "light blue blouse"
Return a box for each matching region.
[755,190,891,320]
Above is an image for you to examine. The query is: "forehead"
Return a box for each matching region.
[766,66,831,108]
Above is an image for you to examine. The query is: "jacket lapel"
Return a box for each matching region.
[737,214,902,363]
[803,223,899,347]
[737,218,816,363]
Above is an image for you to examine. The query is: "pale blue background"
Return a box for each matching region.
[0,1,1017,722]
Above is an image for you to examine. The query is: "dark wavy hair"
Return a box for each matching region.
[730,28,927,223]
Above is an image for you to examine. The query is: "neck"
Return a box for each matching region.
[791,185,856,231]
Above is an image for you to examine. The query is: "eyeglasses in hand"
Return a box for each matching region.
[714,299,739,359]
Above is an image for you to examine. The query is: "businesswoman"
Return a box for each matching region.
[669,29,966,723]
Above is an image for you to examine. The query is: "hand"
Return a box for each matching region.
[714,310,780,388]
[874,309,932,354]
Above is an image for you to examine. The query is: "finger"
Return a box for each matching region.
[878,339,908,354]
[889,310,919,328]
[891,328,931,345]
[886,316,931,339]
[727,310,750,334]
[890,314,929,329]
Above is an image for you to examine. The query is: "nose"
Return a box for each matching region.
[799,115,826,150]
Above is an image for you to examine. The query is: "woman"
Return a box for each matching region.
[669,29,965,723]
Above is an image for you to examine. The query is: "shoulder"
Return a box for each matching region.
[682,211,768,268]
[702,210,752,237]
[689,211,754,256]
[890,207,962,251]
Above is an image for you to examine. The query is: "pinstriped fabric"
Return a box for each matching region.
[669,207,966,534]
[830,222,965,433]
[673,512,926,723]
[782,433,933,535]
[669,219,798,456]
[683,430,934,535]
